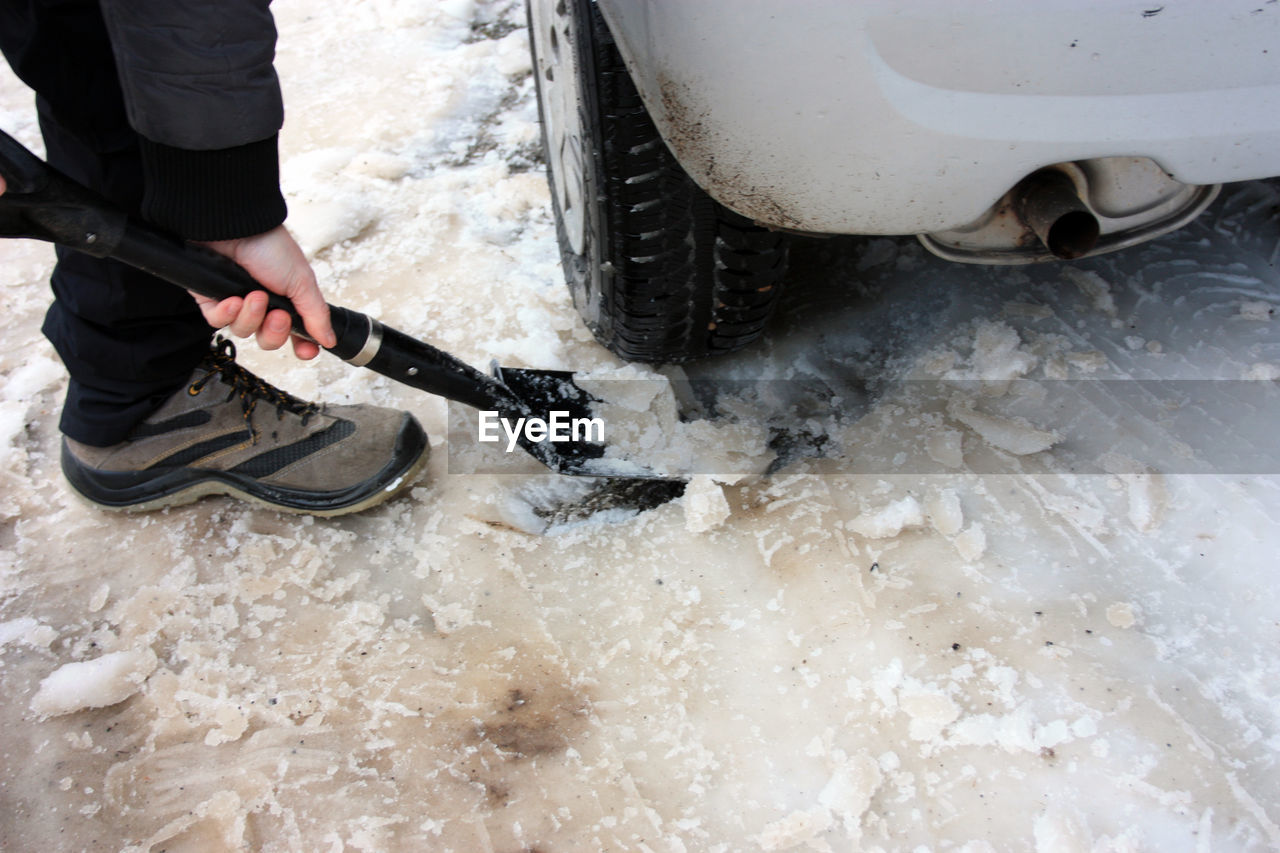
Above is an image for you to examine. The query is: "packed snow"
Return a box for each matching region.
[1,1,1278,850]
[29,648,158,718]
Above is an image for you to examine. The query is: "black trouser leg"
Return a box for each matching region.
[0,0,212,446]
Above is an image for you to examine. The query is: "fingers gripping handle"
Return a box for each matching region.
[109,225,377,363]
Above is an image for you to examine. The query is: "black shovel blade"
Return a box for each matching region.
[490,365,674,480]
[492,365,597,423]
[490,364,605,472]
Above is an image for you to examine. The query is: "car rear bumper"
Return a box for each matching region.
[598,0,1280,235]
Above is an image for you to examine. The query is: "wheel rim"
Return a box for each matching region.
[531,0,588,255]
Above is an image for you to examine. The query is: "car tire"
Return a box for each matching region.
[527,0,788,363]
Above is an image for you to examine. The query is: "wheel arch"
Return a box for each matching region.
[590,0,809,232]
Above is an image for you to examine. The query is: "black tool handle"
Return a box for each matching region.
[0,128,127,254]
[107,224,367,359]
[108,225,514,411]
[0,127,45,194]
[0,127,521,414]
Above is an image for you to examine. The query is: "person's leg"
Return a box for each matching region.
[0,0,211,446]
[2,0,430,515]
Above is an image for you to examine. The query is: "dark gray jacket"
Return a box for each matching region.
[100,0,282,150]
[99,0,287,240]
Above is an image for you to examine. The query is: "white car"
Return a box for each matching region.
[527,0,1280,362]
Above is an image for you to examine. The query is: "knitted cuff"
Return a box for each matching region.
[138,134,288,241]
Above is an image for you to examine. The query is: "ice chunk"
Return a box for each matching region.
[970,321,1039,387]
[578,364,774,478]
[926,489,964,537]
[1243,362,1280,380]
[435,0,476,23]
[0,617,57,649]
[678,419,774,482]
[423,596,486,636]
[0,355,63,402]
[0,405,28,519]
[87,583,110,613]
[492,30,533,77]
[574,363,667,413]
[287,198,376,257]
[683,475,731,533]
[901,689,960,741]
[282,148,377,256]
[849,496,924,539]
[819,753,882,834]
[953,524,987,562]
[756,808,834,851]
[30,648,158,717]
[948,398,1060,456]
[0,404,24,450]
[925,427,965,469]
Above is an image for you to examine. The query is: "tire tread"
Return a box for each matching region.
[540,0,788,362]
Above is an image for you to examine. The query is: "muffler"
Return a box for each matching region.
[1014,170,1100,260]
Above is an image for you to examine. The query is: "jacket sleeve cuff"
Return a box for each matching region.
[138,134,288,242]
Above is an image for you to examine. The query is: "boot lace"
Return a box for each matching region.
[189,337,320,436]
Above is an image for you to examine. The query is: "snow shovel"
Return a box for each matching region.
[0,128,654,479]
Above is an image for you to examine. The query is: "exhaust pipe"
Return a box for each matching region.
[1014,170,1100,260]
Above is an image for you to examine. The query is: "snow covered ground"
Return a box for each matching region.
[2,1,1279,850]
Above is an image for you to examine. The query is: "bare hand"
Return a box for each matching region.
[195,226,336,360]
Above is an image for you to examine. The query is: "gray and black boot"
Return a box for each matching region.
[61,337,429,516]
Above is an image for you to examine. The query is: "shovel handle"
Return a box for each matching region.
[0,128,362,350]
[0,128,45,194]
[108,224,375,362]
[0,127,516,412]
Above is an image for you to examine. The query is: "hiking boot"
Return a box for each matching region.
[61,337,429,516]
